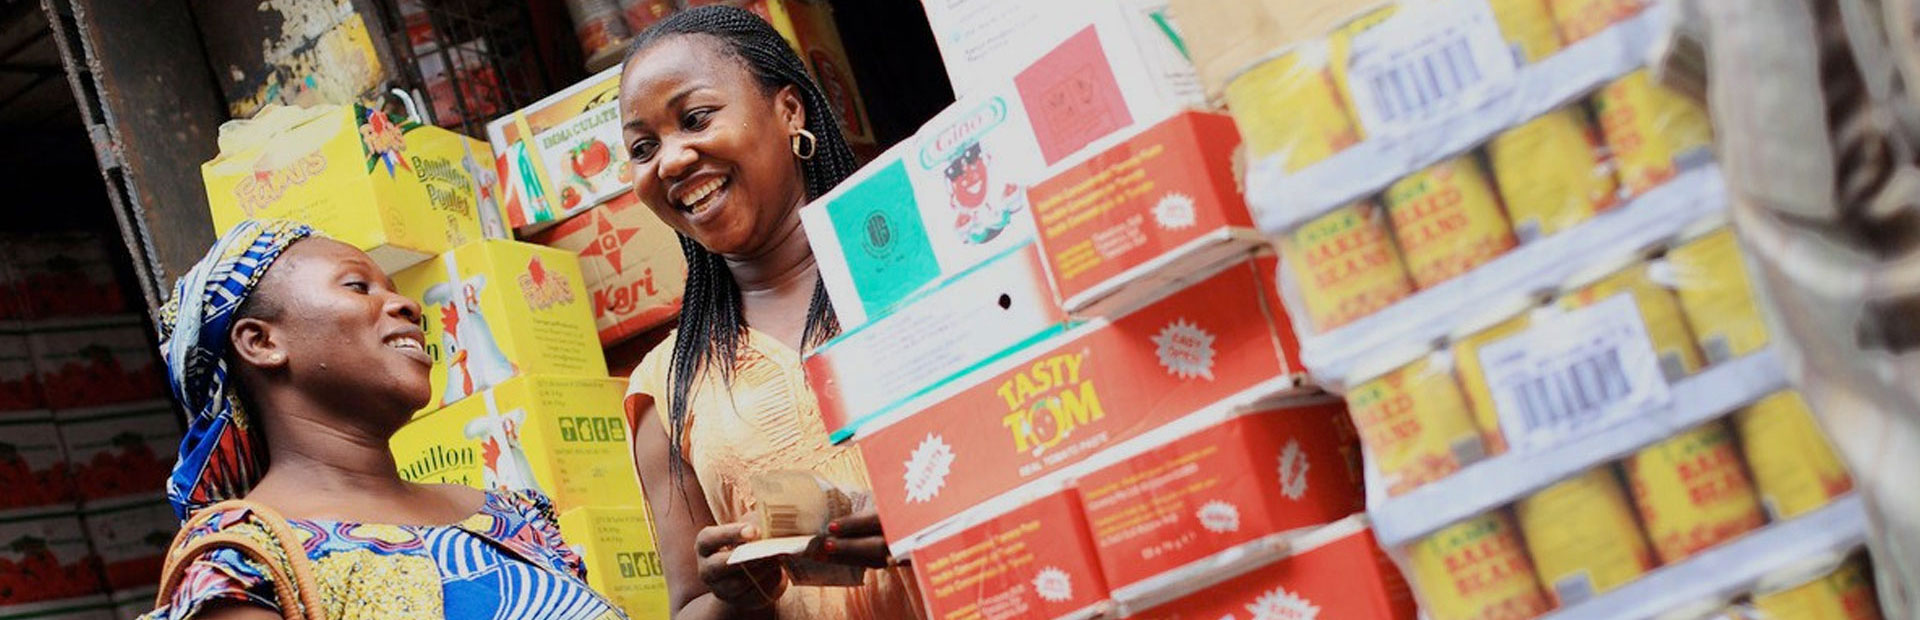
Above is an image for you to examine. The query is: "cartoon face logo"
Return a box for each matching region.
[945,143,990,210]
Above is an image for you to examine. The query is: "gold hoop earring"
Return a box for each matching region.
[791,128,817,161]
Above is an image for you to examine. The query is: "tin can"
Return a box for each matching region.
[1408,510,1555,620]
[1490,0,1565,63]
[1346,346,1487,496]
[1384,157,1519,288]
[1593,70,1714,198]
[1225,45,1362,173]
[1663,218,1769,363]
[1548,0,1647,43]
[1623,422,1767,564]
[1515,467,1657,606]
[1449,296,1542,456]
[1559,254,1704,382]
[1278,202,1416,331]
[1734,391,1854,521]
[1488,108,1621,242]
[1329,4,1401,140]
[1752,553,1882,620]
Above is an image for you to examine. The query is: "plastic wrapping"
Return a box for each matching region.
[1276,201,1415,332]
[1662,218,1770,364]
[1547,0,1648,43]
[1404,509,1554,620]
[1345,345,1485,497]
[1223,45,1360,174]
[1748,553,1882,620]
[1488,0,1564,62]
[1734,391,1855,521]
[1622,421,1766,565]
[1593,69,1714,198]
[1514,466,1655,606]
[1558,252,1703,382]
[1383,156,1519,288]
[1448,295,1540,456]
[1487,108,1620,242]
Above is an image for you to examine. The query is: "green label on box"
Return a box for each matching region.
[829,160,937,311]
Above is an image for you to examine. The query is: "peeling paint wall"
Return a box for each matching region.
[195,0,389,120]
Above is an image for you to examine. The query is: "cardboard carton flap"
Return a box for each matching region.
[209,104,343,172]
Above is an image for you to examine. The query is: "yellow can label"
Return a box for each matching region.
[1490,0,1565,63]
[1385,157,1518,288]
[1560,262,1703,381]
[1594,70,1714,197]
[1488,108,1620,242]
[1735,391,1854,521]
[1226,46,1361,172]
[1346,355,1485,496]
[1753,556,1882,620]
[1516,468,1655,605]
[560,506,671,619]
[1624,422,1766,564]
[1452,314,1530,456]
[1279,202,1416,331]
[1666,227,1770,363]
[1548,0,1647,43]
[1408,511,1554,620]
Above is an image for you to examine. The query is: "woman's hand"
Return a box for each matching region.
[696,518,787,609]
[815,508,893,569]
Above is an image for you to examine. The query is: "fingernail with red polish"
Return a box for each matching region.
[824,540,838,554]
[828,522,841,536]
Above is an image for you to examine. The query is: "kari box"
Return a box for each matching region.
[0,414,74,511]
[557,506,671,619]
[910,489,1109,620]
[919,0,1201,106]
[0,510,105,606]
[202,104,492,273]
[27,320,165,410]
[1028,110,1262,315]
[391,375,641,513]
[78,499,173,591]
[393,240,605,413]
[854,256,1305,546]
[527,192,686,346]
[55,404,178,505]
[485,65,629,233]
[1074,400,1364,595]
[0,333,41,412]
[1127,517,1417,619]
[806,243,1066,442]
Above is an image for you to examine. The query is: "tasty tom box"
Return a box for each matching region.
[910,489,1109,620]
[557,506,671,619]
[0,414,74,511]
[393,240,606,414]
[54,405,177,505]
[391,375,641,513]
[203,104,492,273]
[854,256,1305,547]
[78,499,173,591]
[485,65,630,233]
[1127,517,1417,619]
[807,243,1066,442]
[27,321,165,410]
[0,510,104,606]
[1027,110,1262,315]
[527,192,687,346]
[1073,400,1364,595]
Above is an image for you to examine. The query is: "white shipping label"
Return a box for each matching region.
[1478,294,1673,453]
[1345,0,1517,137]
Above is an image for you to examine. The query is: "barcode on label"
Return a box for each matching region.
[1505,346,1634,433]
[1479,294,1674,453]
[1345,0,1517,136]
[765,504,802,536]
[1359,37,1484,124]
[1554,572,1596,605]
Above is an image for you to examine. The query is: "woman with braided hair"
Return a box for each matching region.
[618,6,923,619]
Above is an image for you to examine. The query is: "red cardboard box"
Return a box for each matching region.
[1129,518,1418,620]
[1074,400,1364,595]
[56,406,178,504]
[855,256,1305,547]
[0,334,42,412]
[79,499,173,591]
[1028,111,1264,315]
[5,234,130,320]
[527,192,687,345]
[0,511,105,606]
[911,489,1109,620]
[28,321,165,410]
[0,414,74,511]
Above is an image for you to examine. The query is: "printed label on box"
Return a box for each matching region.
[914,490,1108,620]
[558,507,670,619]
[1345,0,1518,138]
[828,160,942,311]
[1016,26,1133,165]
[1132,524,1416,620]
[1480,295,1671,453]
[529,193,687,344]
[0,513,103,606]
[0,415,73,511]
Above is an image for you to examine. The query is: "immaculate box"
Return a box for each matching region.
[28,321,166,410]
[0,414,73,511]
[527,192,686,346]
[1028,110,1261,314]
[0,511,103,606]
[558,506,671,619]
[1074,401,1363,593]
[55,405,177,505]
[855,256,1305,546]
[391,375,641,513]
[911,489,1109,620]
[203,104,491,272]
[78,499,173,591]
[1129,520,1417,619]
[393,240,605,413]
[485,65,629,233]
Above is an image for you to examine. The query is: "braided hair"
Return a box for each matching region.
[625,5,855,481]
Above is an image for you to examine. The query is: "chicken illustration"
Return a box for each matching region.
[424,275,517,406]
[462,406,540,494]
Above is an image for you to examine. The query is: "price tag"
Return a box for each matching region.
[1345,0,1518,137]
[1477,294,1673,453]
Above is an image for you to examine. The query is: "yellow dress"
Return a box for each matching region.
[626,328,923,619]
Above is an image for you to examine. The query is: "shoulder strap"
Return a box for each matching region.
[154,500,328,620]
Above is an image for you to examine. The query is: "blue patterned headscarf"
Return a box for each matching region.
[156,220,318,520]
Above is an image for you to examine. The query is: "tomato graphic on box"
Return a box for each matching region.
[0,513,106,605]
[0,416,76,511]
[81,501,174,591]
[28,324,166,410]
[57,409,177,503]
[571,140,613,182]
[0,334,43,412]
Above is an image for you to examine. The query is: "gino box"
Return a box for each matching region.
[806,243,1066,442]
[910,488,1109,620]
[1073,400,1364,595]
[391,375,640,513]
[557,506,671,619]
[203,104,491,273]
[54,404,177,505]
[527,192,687,346]
[1027,110,1262,315]
[485,65,629,233]
[1126,516,1417,619]
[394,240,605,413]
[854,256,1305,548]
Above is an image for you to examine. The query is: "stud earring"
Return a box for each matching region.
[268,353,284,364]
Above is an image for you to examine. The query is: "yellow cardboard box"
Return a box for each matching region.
[392,375,640,512]
[203,104,499,273]
[559,506,671,619]
[394,240,606,413]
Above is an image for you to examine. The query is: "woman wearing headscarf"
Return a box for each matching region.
[618,6,924,619]
[143,220,627,619]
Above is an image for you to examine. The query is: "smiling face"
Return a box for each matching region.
[947,145,989,209]
[620,34,808,257]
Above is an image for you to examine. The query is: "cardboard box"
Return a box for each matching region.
[394,240,606,413]
[203,104,491,273]
[4,234,129,320]
[807,243,1066,442]
[747,0,879,149]
[391,375,641,513]
[911,489,1110,620]
[486,66,630,233]
[1027,111,1262,314]
[1128,518,1418,619]
[1166,0,1380,98]
[55,406,177,505]
[527,193,686,346]
[1074,401,1364,594]
[855,256,1305,546]
[0,414,74,511]
[108,587,156,620]
[27,321,165,410]
[0,334,41,412]
[0,511,104,606]
[558,506,671,620]
[78,499,172,591]
[0,598,115,620]
[919,0,1201,106]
